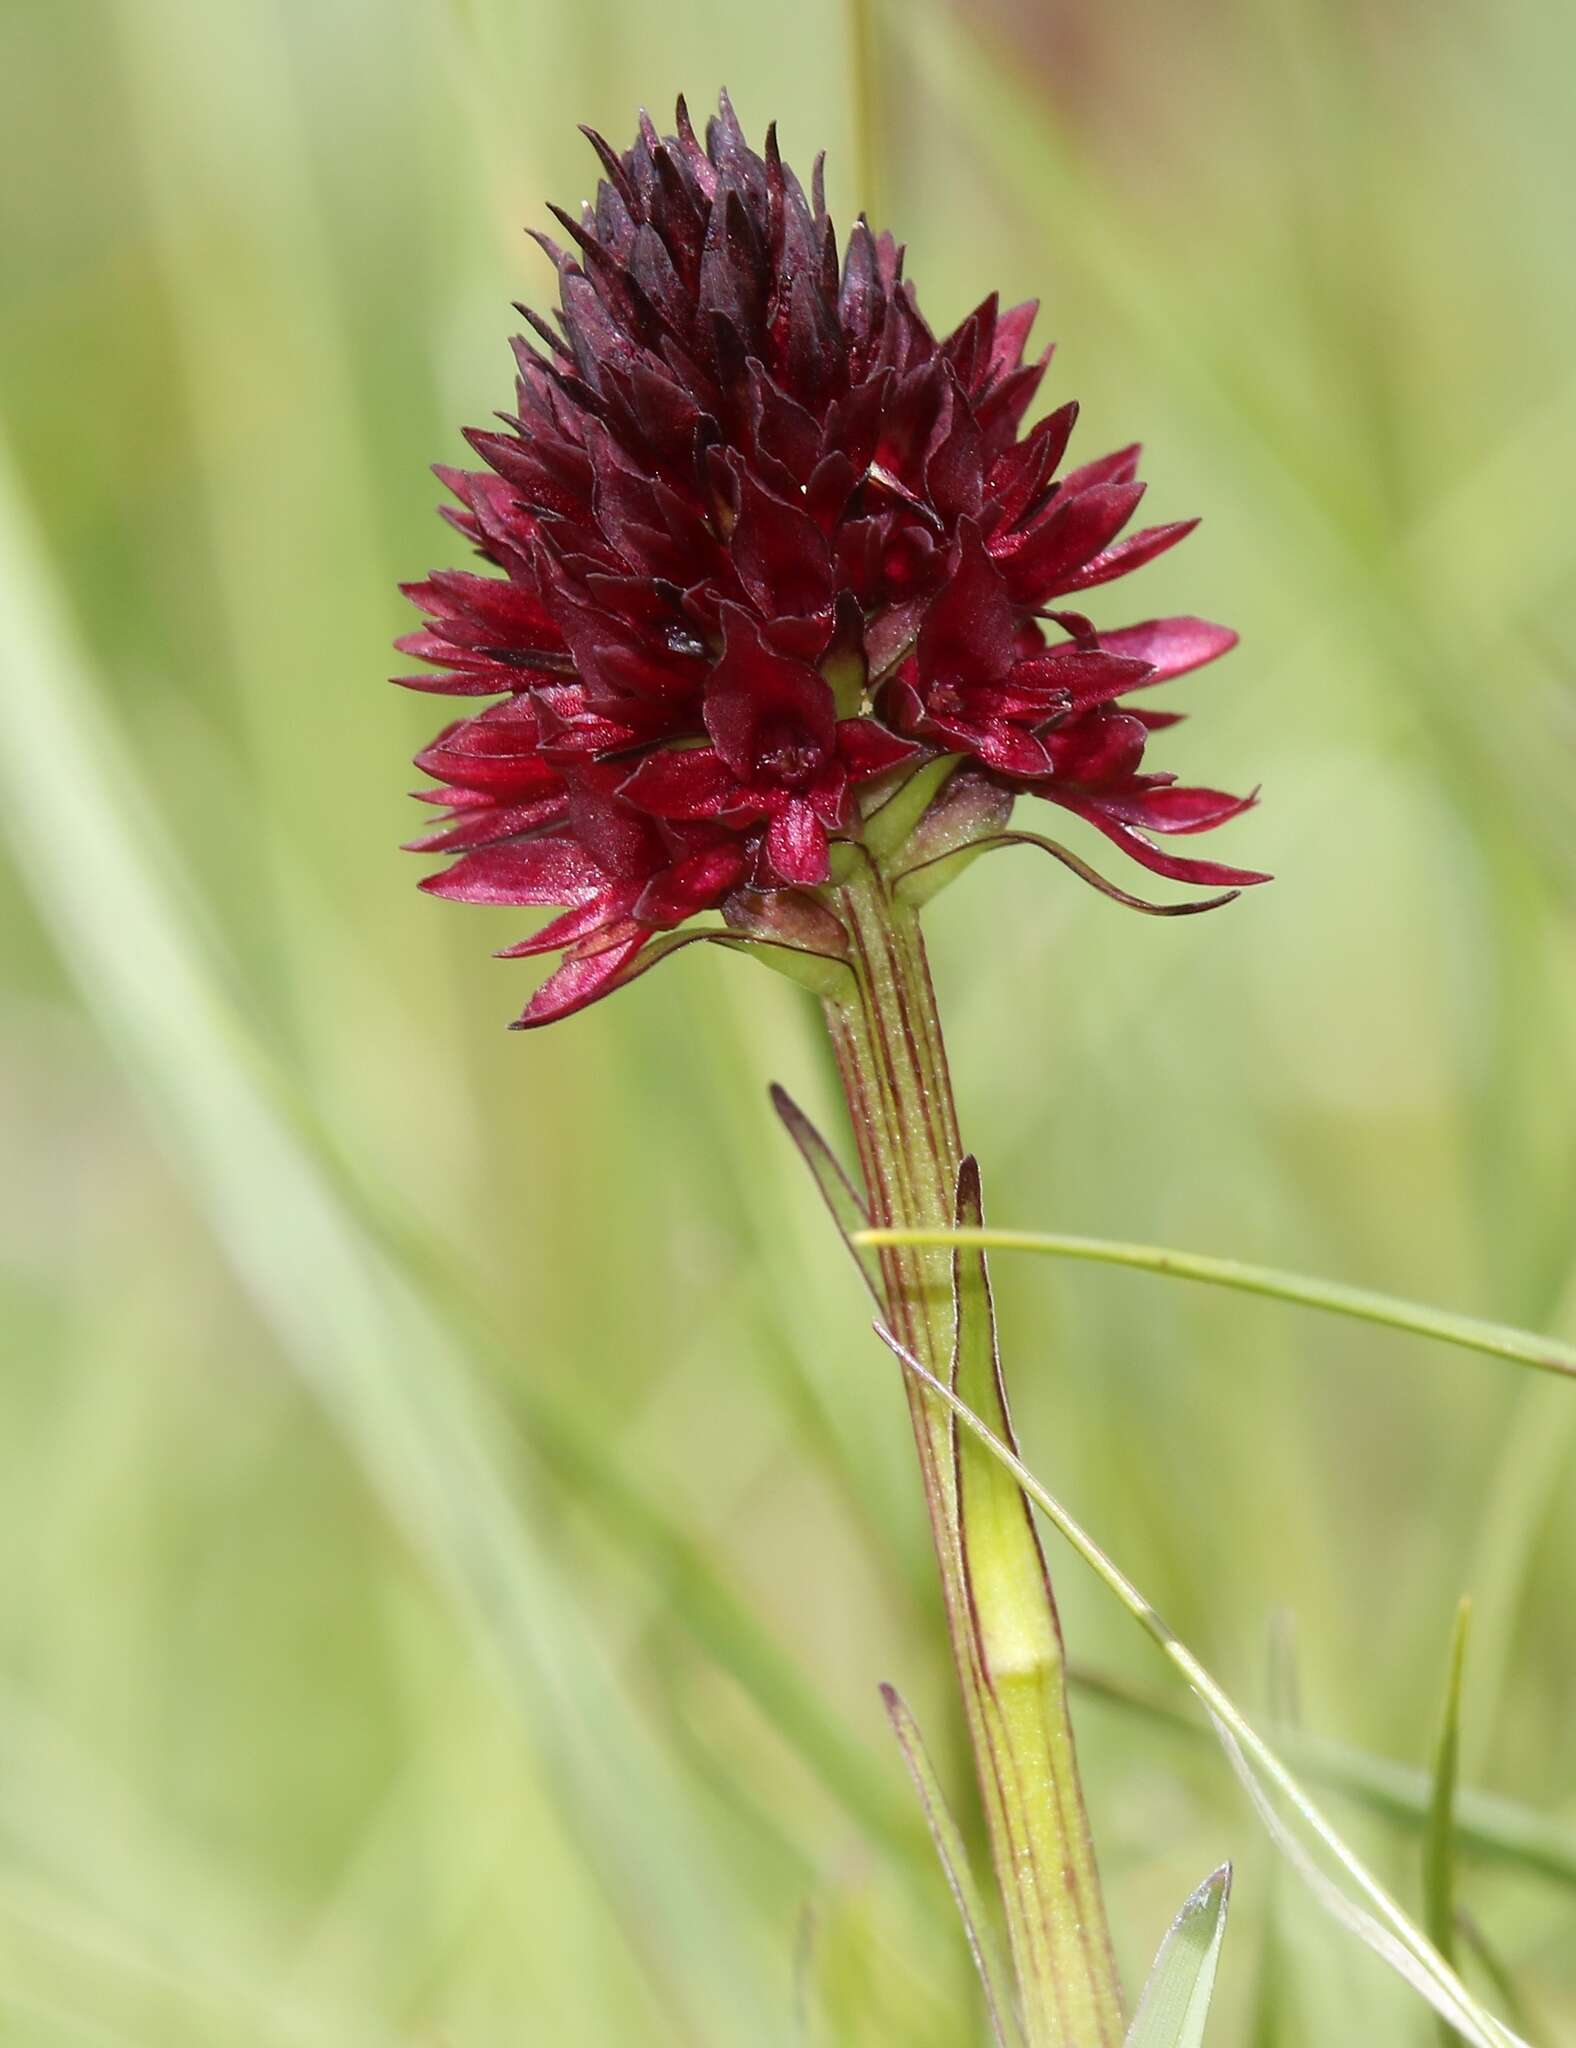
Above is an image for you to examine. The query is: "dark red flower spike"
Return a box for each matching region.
[401,94,1265,1026]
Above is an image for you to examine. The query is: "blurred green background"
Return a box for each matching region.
[2,0,1574,2039]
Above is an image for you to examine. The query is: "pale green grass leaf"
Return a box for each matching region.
[1124,1864,1231,2048]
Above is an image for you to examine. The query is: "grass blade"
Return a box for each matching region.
[1425,1599,1472,2043]
[1125,1865,1232,2048]
[873,1325,1529,2048]
[880,1685,1020,2048]
[852,1229,1576,1382]
[1068,1664,1576,1895]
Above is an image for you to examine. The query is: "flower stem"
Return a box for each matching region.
[823,849,1124,2048]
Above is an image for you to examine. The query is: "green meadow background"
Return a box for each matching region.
[2,0,1574,2039]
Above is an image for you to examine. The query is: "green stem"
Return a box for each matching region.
[823,851,1123,2048]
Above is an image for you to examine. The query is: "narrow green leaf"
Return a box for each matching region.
[1247,1617,1304,2048]
[1070,1661,1576,1896]
[946,1161,1121,2041]
[1425,1597,1472,2043]
[872,1326,1529,2048]
[949,1159,1060,1691]
[1125,1865,1232,2048]
[880,1685,1020,2048]
[770,1086,885,1304]
[852,1228,1576,1383]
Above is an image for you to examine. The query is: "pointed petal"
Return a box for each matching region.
[996,480,1147,603]
[418,838,607,906]
[1056,799,1272,885]
[765,798,830,884]
[513,930,650,1027]
[1057,442,1141,495]
[632,843,747,924]
[1007,646,1154,710]
[1055,518,1199,595]
[835,717,922,780]
[1102,784,1261,835]
[618,745,738,818]
[917,518,1018,689]
[730,465,835,617]
[1097,615,1238,680]
[402,795,567,853]
[706,607,836,776]
[494,888,639,957]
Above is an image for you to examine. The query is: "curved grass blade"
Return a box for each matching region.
[1125,1865,1231,2048]
[852,1229,1576,1382]
[1246,1618,1301,2047]
[872,1327,1530,2048]
[1205,1712,1503,2048]
[1069,1661,1576,1895]
[880,1685,1020,2048]
[1425,1599,1472,2045]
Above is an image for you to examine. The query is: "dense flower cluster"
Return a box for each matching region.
[400,95,1264,1024]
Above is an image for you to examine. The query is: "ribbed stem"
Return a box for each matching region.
[824,850,1123,2048]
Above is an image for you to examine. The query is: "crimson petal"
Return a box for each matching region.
[995,480,1148,604]
[765,798,830,884]
[1099,784,1261,835]
[1096,615,1238,680]
[835,717,922,780]
[618,745,738,817]
[1055,798,1272,886]
[514,930,651,1027]
[634,843,748,924]
[419,838,608,906]
[1055,519,1199,595]
[495,887,641,957]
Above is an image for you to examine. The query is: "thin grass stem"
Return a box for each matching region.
[853,1228,1576,1380]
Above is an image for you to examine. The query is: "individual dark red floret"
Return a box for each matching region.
[400,94,1265,1026]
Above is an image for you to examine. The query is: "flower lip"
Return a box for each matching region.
[399,94,1264,1025]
